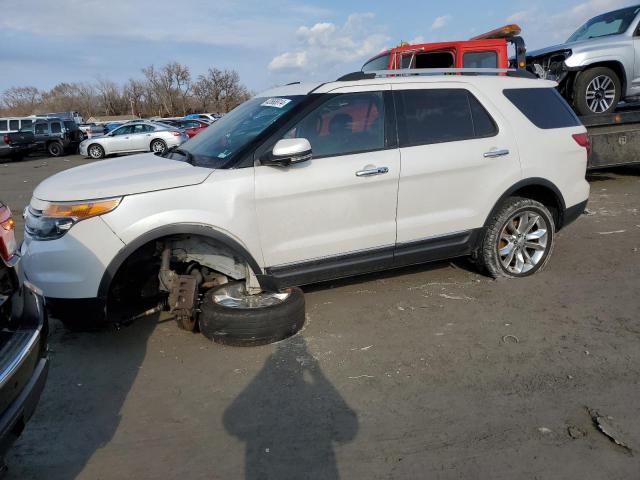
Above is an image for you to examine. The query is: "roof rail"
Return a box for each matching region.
[368,68,514,77]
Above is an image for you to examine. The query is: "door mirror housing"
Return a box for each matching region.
[263,138,312,167]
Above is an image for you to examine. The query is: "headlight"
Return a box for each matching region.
[25,197,122,240]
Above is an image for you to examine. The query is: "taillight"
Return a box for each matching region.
[572,133,591,157]
[0,205,17,263]
[3,134,9,145]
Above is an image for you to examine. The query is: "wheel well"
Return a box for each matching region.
[104,233,253,317]
[578,61,626,93]
[509,185,563,227]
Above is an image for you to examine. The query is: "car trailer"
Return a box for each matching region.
[581,110,640,170]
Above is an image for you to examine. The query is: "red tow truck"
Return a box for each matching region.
[362,25,640,170]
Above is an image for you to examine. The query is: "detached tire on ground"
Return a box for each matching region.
[199,282,305,347]
[476,197,555,278]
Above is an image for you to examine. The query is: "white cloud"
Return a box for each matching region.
[506,0,635,48]
[269,51,308,71]
[268,13,390,76]
[431,15,452,30]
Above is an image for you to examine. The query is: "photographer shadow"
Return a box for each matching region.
[224,338,358,480]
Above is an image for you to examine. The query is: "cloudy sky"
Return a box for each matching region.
[0,0,635,93]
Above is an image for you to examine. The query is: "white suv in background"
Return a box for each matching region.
[20,72,590,345]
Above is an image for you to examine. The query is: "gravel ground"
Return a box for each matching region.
[1,154,639,479]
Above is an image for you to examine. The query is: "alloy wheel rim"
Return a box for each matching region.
[152,142,165,153]
[498,211,549,275]
[89,146,101,158]
[212,283,291,309]
[586,75,615,113]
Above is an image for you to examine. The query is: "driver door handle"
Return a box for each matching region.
[356,166,389,177]
[484,149,510,158]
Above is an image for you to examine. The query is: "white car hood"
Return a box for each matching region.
[34,153,213,202]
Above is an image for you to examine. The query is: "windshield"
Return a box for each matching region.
[567,6,640,42]
[170,95,305,168]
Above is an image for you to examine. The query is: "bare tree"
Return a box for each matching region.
[1,86,42,115]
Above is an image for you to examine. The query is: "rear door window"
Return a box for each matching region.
[20,119,33,131]
[395,89,497,147]
[503,88,580,128]
[50,122,62,134]
[9,120,19,131]
[35,123,48,134]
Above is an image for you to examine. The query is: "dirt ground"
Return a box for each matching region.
[1,154,639,479]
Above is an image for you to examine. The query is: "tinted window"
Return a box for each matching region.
[0,120,7,131]
[35,123,48,134]
[21,119,33,131]
[9,120,19,130]
[283,92,385,158]
[64,121,75,130]
[51,122,62,134]
[463,51,498,68]
[468,94,498,137]
[503,88,580,129]
[112,125,133,135]
[396,89,496,147]
[362,54,390,72]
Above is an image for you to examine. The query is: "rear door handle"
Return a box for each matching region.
[355,166,389,177]
[484,149,510,158]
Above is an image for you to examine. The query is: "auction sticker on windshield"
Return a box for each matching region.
[261,98,292,108]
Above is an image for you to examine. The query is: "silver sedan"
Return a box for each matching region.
[79,121,188,159]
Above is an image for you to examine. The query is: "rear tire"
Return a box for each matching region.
[47,141,64,157]
[476,197,555,278]
[199,282,306,346]
[573,67,621,116]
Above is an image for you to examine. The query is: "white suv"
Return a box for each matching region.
[20,72,590,344]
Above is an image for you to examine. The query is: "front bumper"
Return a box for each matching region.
[79,143,89,156]
[20,216,124,299]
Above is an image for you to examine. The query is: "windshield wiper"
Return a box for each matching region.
[165,147,194,165]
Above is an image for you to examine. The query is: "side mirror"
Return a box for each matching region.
[263,138,312,167]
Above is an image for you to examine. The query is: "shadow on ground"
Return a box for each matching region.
[224,338,358,480]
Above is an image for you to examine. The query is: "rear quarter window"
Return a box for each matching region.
[503,88,580,129]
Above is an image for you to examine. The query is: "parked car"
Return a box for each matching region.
[526,5,640,115]
[171,119,210,138]
[185,113,219,122]
[103,122,124,133]
[78,121,188,159]
[78,123,107,140]
[0,202,49,467]
[0,118,35,135]
[38,111,84,125]
[33,118,83,157]
[0,130,36,161]
[21,72,589,346]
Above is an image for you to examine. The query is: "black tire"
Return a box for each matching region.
[573,67,621,116]
[476,197,555,278]
[150,139,167,154]
[47,141,64,157]
[88,143,105,159]
[199,283,306,346]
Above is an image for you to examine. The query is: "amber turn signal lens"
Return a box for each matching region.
[0,217,15,231]
[44,198,122,219]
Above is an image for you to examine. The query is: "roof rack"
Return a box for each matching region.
[336,68,537,81]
